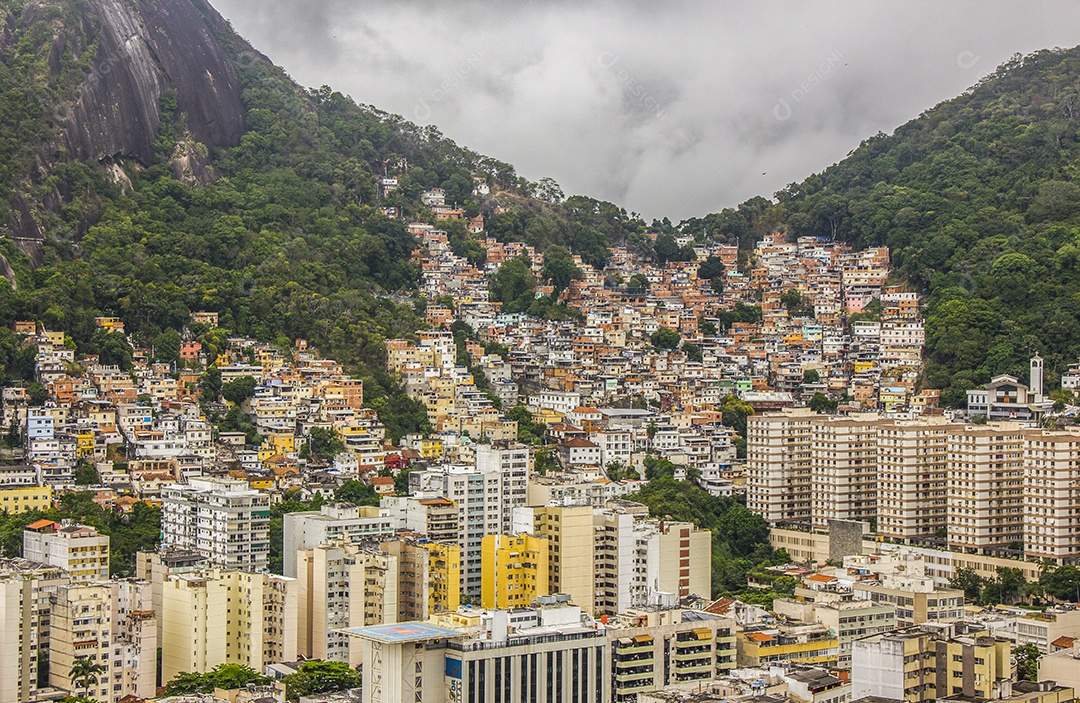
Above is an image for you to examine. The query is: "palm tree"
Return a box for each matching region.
[70,657,106,700]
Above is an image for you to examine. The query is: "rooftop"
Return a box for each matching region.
[341,621,464,643]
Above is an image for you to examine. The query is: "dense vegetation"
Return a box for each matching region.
[772,48,1080,404]
[632,459,790,603]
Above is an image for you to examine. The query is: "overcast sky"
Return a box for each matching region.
[210,0,1080,221]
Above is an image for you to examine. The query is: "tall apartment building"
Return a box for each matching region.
[810,415,879,530]
[282,502,396,578]
[480,533,549,609]
[746,409,813,524]
[947,423,1025,553]
[135,547,209,642]
[595,510,649,615]
[49,580,157,703]
[644,519,712,603]
[1023,428,1080,562]
[160,569,296,684]
[0,560,68,703]
[379,540,430,623]
[421,541,461,615]
[295,542,399,666]
[161,478,271,572]
[414,444,529,599]
[23,519,110,583]
[876,418,958,542]
[519,505,596,613]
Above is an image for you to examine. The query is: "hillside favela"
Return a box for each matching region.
[6,2,1080,703]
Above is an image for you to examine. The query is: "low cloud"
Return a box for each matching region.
[212,0,1080,220]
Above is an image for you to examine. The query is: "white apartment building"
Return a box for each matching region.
[416,443,529,599]
[1024,428,1080,562]
[0,560,69,703]
[161,478,270,572]
[282,502,397,578]
[49,580,157,703]
[876,418,958,543]
[947,423,1025,553]
[747,409,813,525]
[23,520,110,583]
[810,415,879,530]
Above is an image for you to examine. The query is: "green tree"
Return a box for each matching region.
[70,657,106,699]
[152,328,182,365]
[305,426,345,462]
[334,479,380,506]
[221,375,258,405]
[803,369,820,384]
[199,366,222,402]
[1041,564,1080,601]
[27,382,47,406]
[164,663,269,694]
[949,567,985,601]
[697,256,726,280]
[72,463,101,486]
[542,253,582,300]
[808,392,838,413]
[682,342,703,362]
[1014,643,1041,682]
[651,326,681,350]
[282,661,363,701]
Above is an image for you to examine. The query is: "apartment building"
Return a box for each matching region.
[809,415,879,530]
[946,423,1025,553]
[421,541,461,615]
[608,608,737,702]
[737,622,839,668]
[852,573,964,627]
[481,533,549,609]
[1015,606,1080,654]
[774,593,895,668]
[160,569,297,684]
[414,450,529,599]
[519,505,596,613]
[161,478,271,572]
[23,519,110,583]
[351,601,609,703]
[0,560,68,703]
[282,502,397,578]
[746,409,813,525]
[876,418,958,542]
[295,542,402,666]
[49,580,156,703]
[1023,428,1080,562]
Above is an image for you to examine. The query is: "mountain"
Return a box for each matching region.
[5,0,1080,415]
[771,48,1080,405]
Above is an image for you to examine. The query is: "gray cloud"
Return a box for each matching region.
[211,0,1080,220]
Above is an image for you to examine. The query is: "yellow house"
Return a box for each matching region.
[249,477,275,491]
[481,533,549,610]
[422,542,461,614]
[419,438,445,461]
[0,486,53,514]
[258,432,296,461]
[76,433,95,459]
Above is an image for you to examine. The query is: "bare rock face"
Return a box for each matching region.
[60,0,245,166]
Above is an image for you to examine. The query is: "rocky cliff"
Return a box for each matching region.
[1,0,249,250]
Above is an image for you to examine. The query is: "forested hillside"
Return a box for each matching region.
[773,49,1080,404]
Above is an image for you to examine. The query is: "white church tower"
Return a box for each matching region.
[1031,353,1044,403]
